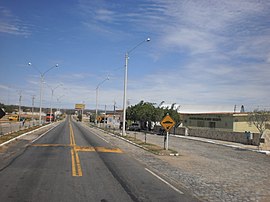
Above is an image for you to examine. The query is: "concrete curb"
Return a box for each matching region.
[172,134,270,155]
[82,123,180,156]
[84,124,147,150]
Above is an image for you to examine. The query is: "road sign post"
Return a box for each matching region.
[160,114,176,150]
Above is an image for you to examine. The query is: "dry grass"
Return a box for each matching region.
[124,135,178,156]
[0,125,41,144]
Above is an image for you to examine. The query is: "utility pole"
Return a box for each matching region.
[18,90,22,127]
[113,100,116,130]
[32,95,35,124]
[104,104,107,128]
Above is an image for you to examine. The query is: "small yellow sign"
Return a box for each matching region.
[97,116,102,122]
[75,104,85,110]
[161,115,175,132]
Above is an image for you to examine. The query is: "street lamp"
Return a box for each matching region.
[28,63,59,125]
[95,77,109,124]
[47,83,62,123]
[122,37,150,136]
[56,94,65,112]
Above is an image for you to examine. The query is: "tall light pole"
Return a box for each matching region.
[56,94,65,112]
[31,95,35,123]
[47,83,62,123]
[18,90,22,126]
[28,63,59,125]
[122,37,150,136]
[95,77,109,124]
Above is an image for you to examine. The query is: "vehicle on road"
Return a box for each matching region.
[129,123,141,131]
[46,113,55,122]
[8,114,25,121]
[8,114,19,121]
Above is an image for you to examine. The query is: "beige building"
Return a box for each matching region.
[181,112,260,133]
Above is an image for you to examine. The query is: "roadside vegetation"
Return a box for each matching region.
[248,109,270,141]
[0,125,41,144]
[124,135,178,155]
[126,100,180,129]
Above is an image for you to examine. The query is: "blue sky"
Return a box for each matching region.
[1,0,270,112]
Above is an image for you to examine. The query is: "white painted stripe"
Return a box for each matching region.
[92,132,110,143]
[0,123,60,147]
[31,124,59,143]
[145,168,184,195]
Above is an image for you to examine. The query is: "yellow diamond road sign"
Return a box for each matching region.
[161,115,176,132]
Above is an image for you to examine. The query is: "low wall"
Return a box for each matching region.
[154,126,260,146]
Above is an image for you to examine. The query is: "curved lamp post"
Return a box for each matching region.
[122,38,150,136]
[95,77,109,124]
[47,83,62,123]
[28,63,59,125]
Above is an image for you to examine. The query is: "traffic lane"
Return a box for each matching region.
[34,120,70,145]
[0,120,134,202]
[71,120,199,201]
[0,146,72,201]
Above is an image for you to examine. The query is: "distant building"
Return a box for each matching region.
[180,112,260,133]
[99,110,122,129]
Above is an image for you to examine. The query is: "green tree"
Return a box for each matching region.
[126,100,180,128]
[248,109,270,139]
[162,104,180,127]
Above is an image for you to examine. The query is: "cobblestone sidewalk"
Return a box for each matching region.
[86,125,270,202]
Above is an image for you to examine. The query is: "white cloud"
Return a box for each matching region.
[0,6,31,36]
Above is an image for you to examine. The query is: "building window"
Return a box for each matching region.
[209,122,216,128]
[197,121,204,127]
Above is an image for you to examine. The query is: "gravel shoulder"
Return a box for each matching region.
[84,125,270,202]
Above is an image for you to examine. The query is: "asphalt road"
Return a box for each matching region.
[0,116,198,202]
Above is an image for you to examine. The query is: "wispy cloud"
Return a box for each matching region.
[0,6,31,36]
[75,0,270,109]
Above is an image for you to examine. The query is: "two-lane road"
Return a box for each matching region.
[0,116,198,201]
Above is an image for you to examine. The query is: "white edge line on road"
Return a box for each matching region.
[0,123,60,147]
[31,124,59,143]
[79,122,110,143]
[92,131,110,143]
[145,168,184,195]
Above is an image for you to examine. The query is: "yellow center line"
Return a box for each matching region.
[31,117,123,178]
[69,120,82,177]
[31,144,123,153]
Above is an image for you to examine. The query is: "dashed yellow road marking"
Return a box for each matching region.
[95,147,123,153]
[75,146,96,152]
[31,117,123,177]
[32,144,69,147]
[31,144,123,153]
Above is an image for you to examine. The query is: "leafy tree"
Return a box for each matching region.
[127,101,156,122]
[248,109,270,139]
[126,100,180,129]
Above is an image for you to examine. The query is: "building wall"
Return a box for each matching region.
[181,113,234,131]
[181,113,260,133]
[105,114,121,128]
[153,125,260,145]
[232,114,259,133]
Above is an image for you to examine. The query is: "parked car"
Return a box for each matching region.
[129,123,141,131]
[8,114,19,121]
[8,114,25,121]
